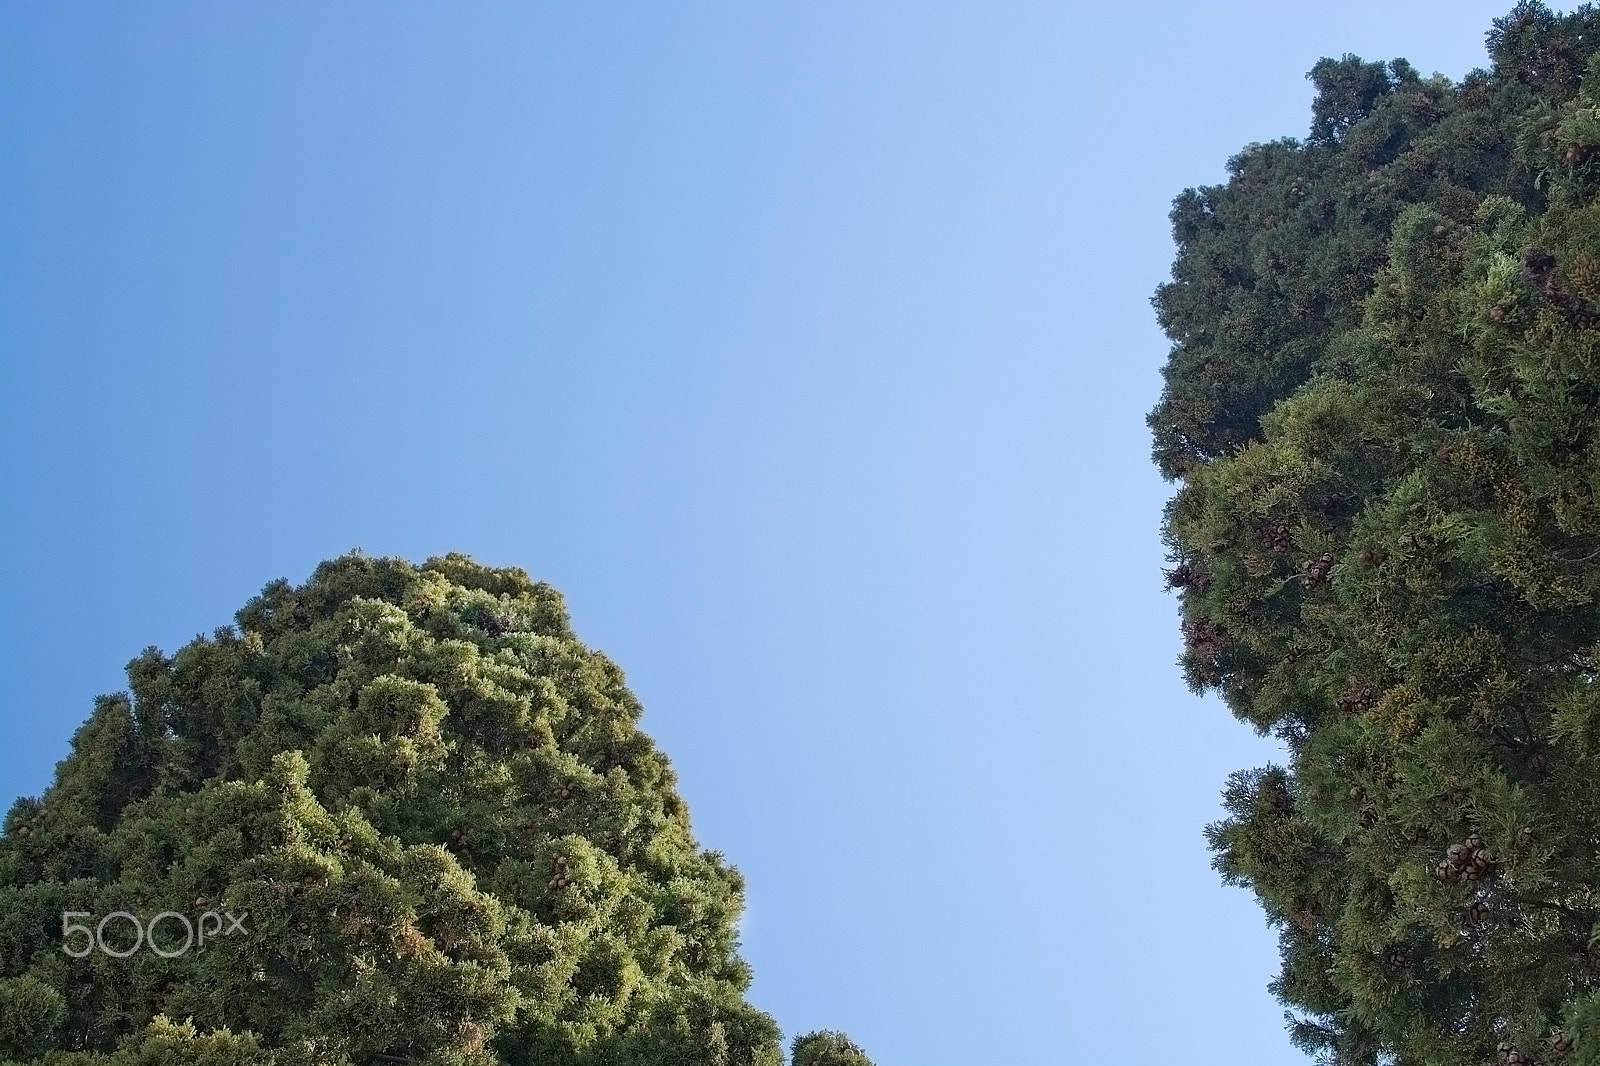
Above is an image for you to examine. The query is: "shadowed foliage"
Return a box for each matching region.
[1154,4,1600,1063]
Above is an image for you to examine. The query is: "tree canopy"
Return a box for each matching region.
[1152,3,1600,1063]
[0,552,871,1066]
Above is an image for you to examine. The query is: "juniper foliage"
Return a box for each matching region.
[0,553,867,1066]
[1154,4,1600,1063]
[789,1032,873,1066]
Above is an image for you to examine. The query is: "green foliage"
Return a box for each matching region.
[0,553,863,1065]
[10,1017,266,1066]
[789,1032,873,1066]
[0,974,68,1060]
[1155,4,1600,1063]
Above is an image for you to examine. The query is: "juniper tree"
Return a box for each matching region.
[1154,4,1600,1064]
[0,552,869,1066]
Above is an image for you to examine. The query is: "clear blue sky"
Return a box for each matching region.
[0,3,1519,1063]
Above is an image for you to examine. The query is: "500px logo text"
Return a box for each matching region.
[61,910,249,958]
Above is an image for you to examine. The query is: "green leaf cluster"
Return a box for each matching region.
[1154,4,1600,1063]
[789,1032,872,1066]
[0,553,870,1066]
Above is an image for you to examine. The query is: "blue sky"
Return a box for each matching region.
[1,3,1520,1063]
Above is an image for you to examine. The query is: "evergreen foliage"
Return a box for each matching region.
[1152,4,1600,1063]
[0,553,868,1066]
[788,1032,872,1066]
